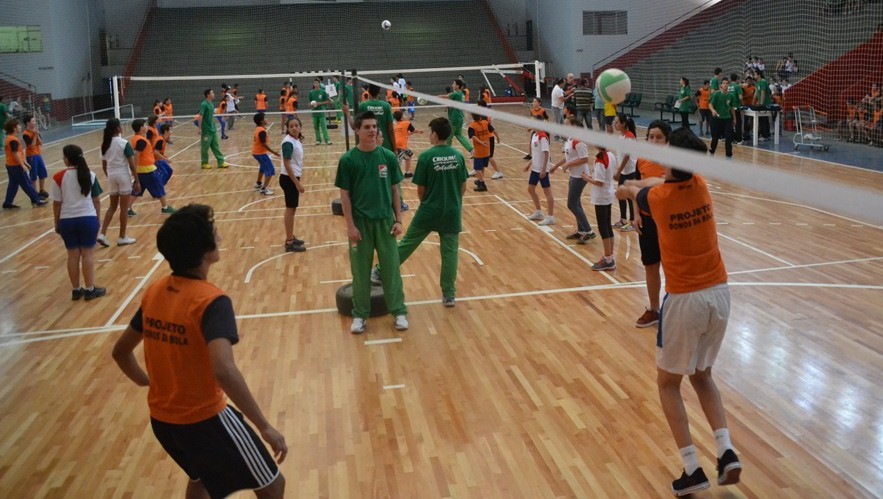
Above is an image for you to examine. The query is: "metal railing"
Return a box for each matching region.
[72,104,135,127]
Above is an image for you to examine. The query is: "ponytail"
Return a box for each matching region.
[616,113,637,136]
[101,118,120,155]
[63,144,92,197]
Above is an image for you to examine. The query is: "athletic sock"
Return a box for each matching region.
[680,445,700,475]
[86,287,94,292]
[714,428,733,458]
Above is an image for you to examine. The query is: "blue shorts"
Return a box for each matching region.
[254,154,275,177]
[27,155,47,181]
[528,171,551,188]
[155,160,173,185]
[134,170,166,199]
[473,157,490,170]
[58,216,99,249]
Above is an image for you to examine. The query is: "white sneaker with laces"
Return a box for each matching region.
[117,236,136,246]
[538,216,556,226]
[261,188,274,195]
[96,234,111,247]
[491,171,504,179]
[528,210,544,221]
[467,170,476,177]
[350,318,366,334]
[394,315,409,331]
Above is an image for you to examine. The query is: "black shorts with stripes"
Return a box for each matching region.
[151,405,279,498]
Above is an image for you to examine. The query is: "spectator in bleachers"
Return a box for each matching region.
[785,56,798,81]
[776,57,788,81]
[865,101,882,145]
[848,99,868,142]
[757,58,766,73]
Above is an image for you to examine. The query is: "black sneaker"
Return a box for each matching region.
[290,236,305,246]
[577,232,597,244]
[285,241,306,252]
[84,286,107,301]
[671,467,710,496]
[443,296,455,308]
[566,232,581,240]
[39,190,49,199]
[2,204,21,210]
[523,154,532,160]
[717,449,742,485]
[72,288,84,301]
[474,182,488,192]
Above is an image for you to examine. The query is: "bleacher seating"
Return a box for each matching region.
[124,2,513,115]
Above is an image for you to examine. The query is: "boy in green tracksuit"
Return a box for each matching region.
[443,79,474,153]
[395,117,467,307]
[358,84,396,152]
[335,111,408,335]
[196,88,226,169]
[709,78,738,158]
[308,78,332,145]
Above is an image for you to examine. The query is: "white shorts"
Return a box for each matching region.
[107,172,133,196]
[656,283,730,375]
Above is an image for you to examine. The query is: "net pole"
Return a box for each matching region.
[343,69,351,150]
[534,61,543,99]
[112,76,120,119]
[347,69,358,152]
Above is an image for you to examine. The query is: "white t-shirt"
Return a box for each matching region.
[49,168,100,219]
[102,136,133,176]
[530,132,551,173]
[564,138,589,178]
[618,133,637,175]
[280,134,303,177]
[551,85,565,109]
[590,151,616,206]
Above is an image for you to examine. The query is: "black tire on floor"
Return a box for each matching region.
[331,198,343,216]
[335,283,388,317]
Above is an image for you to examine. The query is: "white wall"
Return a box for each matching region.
[488,0,721,77]
[0,0,57,95]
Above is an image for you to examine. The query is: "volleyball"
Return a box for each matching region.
[596,68,631,105]
[310,100,317,107]
[381,20,391,30]
[417,97,428,105]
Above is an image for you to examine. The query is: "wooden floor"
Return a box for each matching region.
[1,109,881,498]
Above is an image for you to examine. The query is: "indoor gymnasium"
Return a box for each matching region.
[1,0,882,497]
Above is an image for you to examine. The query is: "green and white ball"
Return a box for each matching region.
[596,68,631,105]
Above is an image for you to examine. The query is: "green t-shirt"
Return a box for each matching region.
[0,102,8,132]
[333,82,342,102]
[448,91,465,124]
[755,78,772,106]
[709,91,736,120]
[729,83,743,103]
[309,89,330,110]
[358,100,395,151]
[411,145,468,234]
[677,85,691,109]
[710,76,720,92]
[334,146,402,221]
[199,99,215,134]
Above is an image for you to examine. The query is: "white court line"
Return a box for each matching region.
[1,270,16,274]
[244,242,349,283]
[419,241,484,266]
[383,384,406,390]
[34,265,49,270]
[494,194,619,284]
[104,253,165,327]
[5,279,883,346]
[168,188,255,203]
[716,232,795,267]
[0,229,53,265]
[727,255,883,276]
[711,191,881,230]
[235,187,338,212]
[319,278,353,284]
[364,338,403,346]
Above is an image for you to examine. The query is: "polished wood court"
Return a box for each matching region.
[1,109,881,498]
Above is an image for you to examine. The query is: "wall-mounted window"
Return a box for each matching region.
[583,11,628,35]
[0,26,43,54]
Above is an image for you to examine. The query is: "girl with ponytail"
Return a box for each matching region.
[51,144,106,301]
[97,118,139,246]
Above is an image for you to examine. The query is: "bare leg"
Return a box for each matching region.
[118,195,129,238]
[263,176,274,190]
[101,195,119,236]
[657,368,694,448]
[527,184,540,211]
[602,236,614,258]
[542,186,554,216]
[255,473,286,499]
[689,367,729,431]
[184,480,210,499]
[81,247,95,289]
[66,248,81,289]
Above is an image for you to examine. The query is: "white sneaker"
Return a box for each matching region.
[538,216,556,226]
[117,236,136,246]
[260,188,274,195]
[394,315,409,331]
[96,234,110,247]
[527,210,544,221]
[370,267,382,285]
[491,171,504,179]
[253,182,262,191]
[467,170,477,177]
[350,317,366,334]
